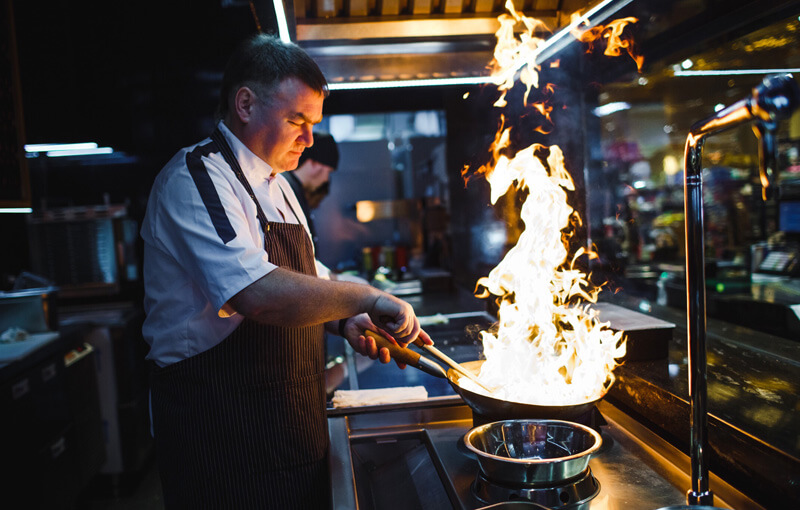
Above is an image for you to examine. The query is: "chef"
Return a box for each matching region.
[140,33,431,509]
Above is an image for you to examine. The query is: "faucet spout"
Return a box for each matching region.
[682,73,799,506]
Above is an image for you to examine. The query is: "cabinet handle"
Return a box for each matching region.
[41,363,57,382]
[51,436,66,459]
[11,378,30,399]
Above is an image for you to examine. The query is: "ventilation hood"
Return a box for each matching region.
[273,0,620,89]
[258,0,799,91]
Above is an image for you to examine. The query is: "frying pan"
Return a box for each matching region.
[366,331,604,422]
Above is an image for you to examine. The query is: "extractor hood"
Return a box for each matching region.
[266,0,620,89]
[255,0,798,90]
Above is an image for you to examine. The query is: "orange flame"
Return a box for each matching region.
[462,116,512,184]
[458,1,633,405]
[571,13,644,71]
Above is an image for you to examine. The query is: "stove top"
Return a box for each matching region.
[427,423,601,509]
[328,399,752,509]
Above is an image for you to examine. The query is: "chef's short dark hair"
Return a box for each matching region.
[217,33,328,119]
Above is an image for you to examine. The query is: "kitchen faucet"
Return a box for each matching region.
[682,73,799,506]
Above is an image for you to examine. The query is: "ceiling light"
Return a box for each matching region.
[46,147,114,158]
[681,59,694,69]
[0,207,32,214]
[674,68,800,76]
[272,0,291,43]
[328,76,493,91]
[25,142,98,153]
[593,102,631,117]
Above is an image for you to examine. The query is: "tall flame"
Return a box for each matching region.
[461,1,641,405]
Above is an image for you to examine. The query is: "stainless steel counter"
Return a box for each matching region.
[328,399,761,510]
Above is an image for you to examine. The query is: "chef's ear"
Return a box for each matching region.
[233,87,258,123]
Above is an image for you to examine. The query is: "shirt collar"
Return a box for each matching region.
[217,120,277,184]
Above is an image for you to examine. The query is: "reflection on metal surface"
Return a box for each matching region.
[463,419,601,486]
[328,400,756,509]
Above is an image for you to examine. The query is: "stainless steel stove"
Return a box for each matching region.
[328,398,756,510]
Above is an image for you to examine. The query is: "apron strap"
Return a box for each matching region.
[211,127,270,232]
[211,126,305,228]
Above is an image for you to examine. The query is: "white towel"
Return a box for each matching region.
[332,386,428,408]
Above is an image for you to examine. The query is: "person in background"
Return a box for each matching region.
[283,131,338,252]
[140,33,431,509]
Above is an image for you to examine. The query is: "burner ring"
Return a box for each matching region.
[472,467,601,509]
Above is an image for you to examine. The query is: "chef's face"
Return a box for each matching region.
[248,77,324,173]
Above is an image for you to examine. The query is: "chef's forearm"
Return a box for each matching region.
[229,267,380,327]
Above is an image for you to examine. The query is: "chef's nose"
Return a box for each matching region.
[300,125,313,147]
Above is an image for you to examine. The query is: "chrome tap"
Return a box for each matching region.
[682,73,799,506]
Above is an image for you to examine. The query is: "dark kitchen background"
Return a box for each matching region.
[2,0,800,508]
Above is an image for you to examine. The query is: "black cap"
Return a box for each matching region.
[299,132,339,170]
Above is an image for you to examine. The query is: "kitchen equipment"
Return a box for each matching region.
[26,205,139,298]
[653,507,727,510]
[366,331,605,424]
[366,329,494,394]
[449,361,603,424]
[472,467,600,509]
[330,400,759,510]
[682,73,800,506]
[463,419,602,486]
[477,503,550,510]
[0,286,59,333]
[593,302,674,361]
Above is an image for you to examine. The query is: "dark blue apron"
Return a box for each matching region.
[150,128,328,509]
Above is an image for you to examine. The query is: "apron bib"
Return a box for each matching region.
[151,128,328,509]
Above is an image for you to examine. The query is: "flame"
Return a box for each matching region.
[467,143,626,405]
[490,0,551,107]
[460,2,638,405]
[462,116,512,184]
[571,13,644,71]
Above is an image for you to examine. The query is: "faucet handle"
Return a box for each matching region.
[752,73,800,122]
[752,74,799,200]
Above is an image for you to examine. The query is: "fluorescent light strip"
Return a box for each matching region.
[0,207,33,214]
[593,101,631,116]
[534,0,634,66]
[674,68,800,76]
[272,0,291,43]
[25,142,98,153]
[46,147,114,157]
[328,75,495,91]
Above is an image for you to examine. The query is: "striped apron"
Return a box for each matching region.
[151,128,328,509]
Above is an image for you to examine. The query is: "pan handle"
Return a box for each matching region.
[365,330,448,379]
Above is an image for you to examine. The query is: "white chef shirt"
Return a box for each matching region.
[141,121,329,367]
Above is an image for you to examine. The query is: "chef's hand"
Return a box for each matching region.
[367,293,424,347]
[341,313,401,367]
[341,314,434,370]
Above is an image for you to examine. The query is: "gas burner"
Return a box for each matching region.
[472,467,601,509]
